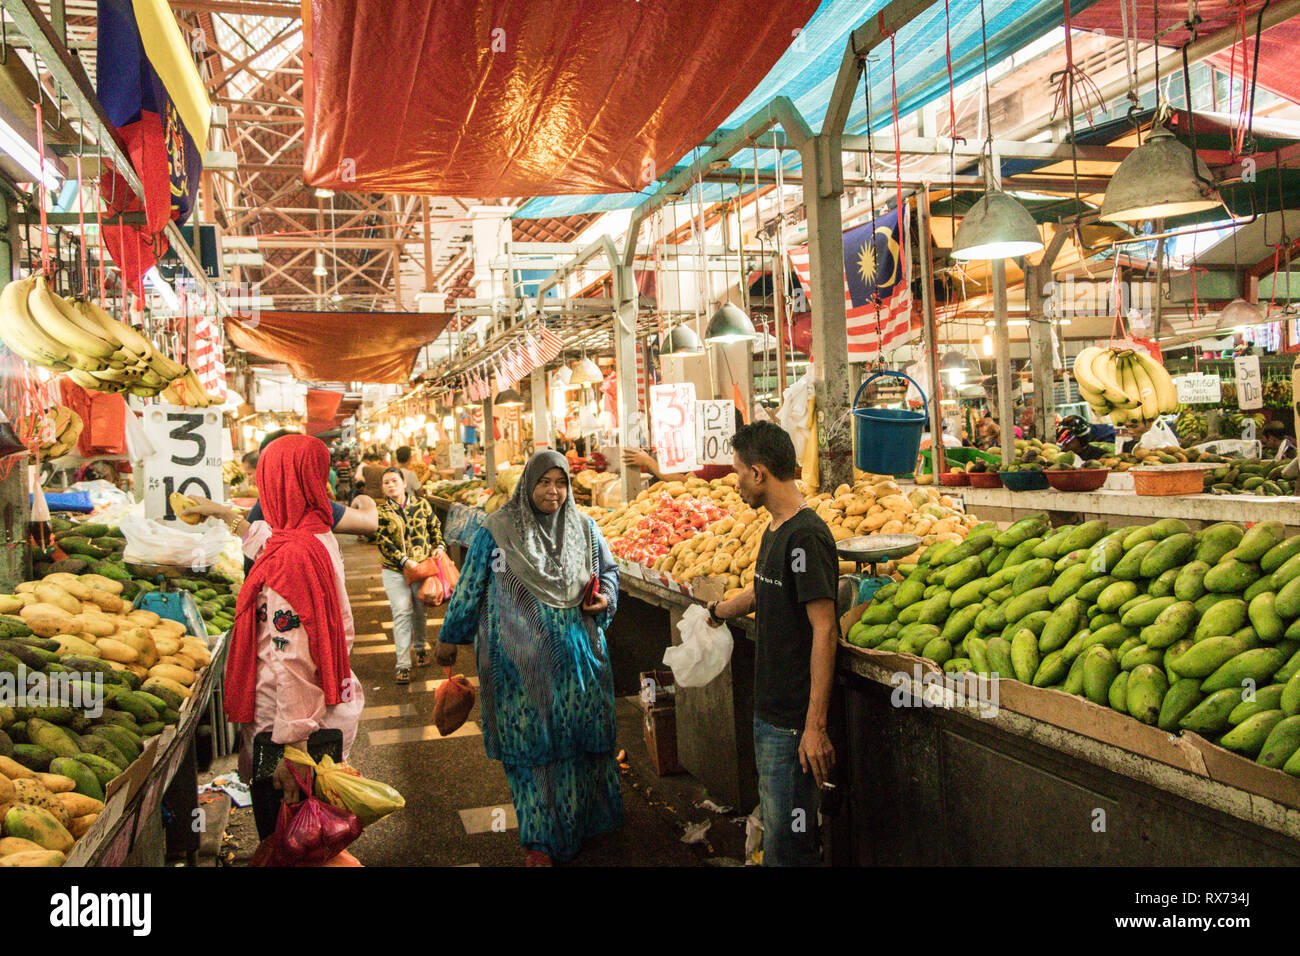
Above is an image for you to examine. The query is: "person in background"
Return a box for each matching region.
[360,451,387,500]
[375,467,446,685]
[238,451,259,495]
[1056,415,1111,461]
[1262,420,1291,456]
[222,435,365,838]
[394,446,423,496]
[704,421,838,867]
[436,450,621,866]
[333,449,356,502]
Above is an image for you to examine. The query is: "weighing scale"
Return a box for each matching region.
[836,533,923,607]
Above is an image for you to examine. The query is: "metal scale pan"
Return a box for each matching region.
[836,533,923,572]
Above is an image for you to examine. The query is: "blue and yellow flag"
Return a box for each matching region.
[96,0,210,292]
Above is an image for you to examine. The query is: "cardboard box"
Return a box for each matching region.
[640,670,681,775]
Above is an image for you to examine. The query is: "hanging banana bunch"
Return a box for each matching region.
[20,405,83,459]
[1072,346,1180,425]
[0,275,215,406]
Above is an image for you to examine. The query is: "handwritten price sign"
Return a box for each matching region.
[142,405,225,522]
[650,382,698,472]
[696,400,736,465]
[1234,355,1263,411]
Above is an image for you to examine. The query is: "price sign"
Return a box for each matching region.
[1173,373,1222,405]
[142,405,225,521]
[696,400,736,465]
[1233,355,1264,411]
[448,443,465,470]
[650,382,698,472]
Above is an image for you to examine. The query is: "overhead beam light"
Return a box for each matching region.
[144,266,180,311]
[0,109,62,193]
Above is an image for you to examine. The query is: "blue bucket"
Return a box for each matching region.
[852,371,928,475]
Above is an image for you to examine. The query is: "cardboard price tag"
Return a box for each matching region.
[1173,373,1222,405]
[142,405,225,522]
[695,400,736,465]
[650,383,698,472]
[1233,355,1263,411]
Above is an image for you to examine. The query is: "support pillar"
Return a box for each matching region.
[530,368,550,452]
[801,133,852,492]
[918,193,945,476]
[1026,261,1055,442]
[482,395,496,485]
[612,264,641,503]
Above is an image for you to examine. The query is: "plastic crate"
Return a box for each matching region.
[917,447,1000,474]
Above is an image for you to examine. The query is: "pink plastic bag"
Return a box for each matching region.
[263,764,363,866]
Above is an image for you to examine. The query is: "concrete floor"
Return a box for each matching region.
[212,534,750,867]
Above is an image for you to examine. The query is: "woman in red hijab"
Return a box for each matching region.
[225,435,364,827]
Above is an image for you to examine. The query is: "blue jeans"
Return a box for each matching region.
[382,568,427,670]
[753,716,821,867]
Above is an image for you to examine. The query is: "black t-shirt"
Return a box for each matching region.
[753,506,839,730]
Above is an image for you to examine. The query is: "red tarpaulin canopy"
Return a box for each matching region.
[226,310,452,384]
[1072,2,1300,106]
[301,0,818,196]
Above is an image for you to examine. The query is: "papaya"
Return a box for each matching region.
[1157,678,1204,732]
[1219,709,1285,757]
[1,804,72,853]
[1126,664,1169,725]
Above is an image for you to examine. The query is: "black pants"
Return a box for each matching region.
[249,729,344,839]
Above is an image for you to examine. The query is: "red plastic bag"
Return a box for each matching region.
[434,666,475,736]
[259,764,363,866]
[419,551,460,607]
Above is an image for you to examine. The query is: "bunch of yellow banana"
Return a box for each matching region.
[0,276,191,399]
[1072,346,1179,425]
[22,405,83,459]
[159,367,216,407]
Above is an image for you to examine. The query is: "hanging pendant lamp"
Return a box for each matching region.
[1099,127,1222,223]
[951,190,1044,261]
[1216,297,1265,332]
[570,356,603,384]
[494,387,524,407]
[705,301,757,343]
[661,324,704,355]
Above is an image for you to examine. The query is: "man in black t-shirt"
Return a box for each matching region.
[705,421,838,866]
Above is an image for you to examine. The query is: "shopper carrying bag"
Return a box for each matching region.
[436,450,621,866]
[375,467,447,684]
[224,435,365,840]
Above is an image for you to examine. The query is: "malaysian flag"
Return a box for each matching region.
[788,205,916,362]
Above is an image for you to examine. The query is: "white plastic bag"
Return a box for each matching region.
[663,603,733,687]
[1136,417,1180,450]
[776,368,815,460]
[120,504,232,570]
[69,479,131,509]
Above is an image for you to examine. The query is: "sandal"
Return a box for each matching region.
[395,667,410,685]
[414,649,430,668]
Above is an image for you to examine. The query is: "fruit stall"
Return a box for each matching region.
[830,514,1300,864]
[0,506,239,867]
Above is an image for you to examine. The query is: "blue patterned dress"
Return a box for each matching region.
[439,517,623,861]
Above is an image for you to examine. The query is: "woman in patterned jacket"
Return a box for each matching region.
[436,450,621,866]
[376,467,446,684]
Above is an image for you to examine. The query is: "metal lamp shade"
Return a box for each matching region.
[662,324,705,355]
[940,350,968,376]
[951,190,1044,261]
[1216,297,1264,332]
[1099,128,1222,223]
[570,357,604,384]
[705,302,758,343]
[495,387,525,407]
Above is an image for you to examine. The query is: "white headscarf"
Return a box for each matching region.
[483,450,590,608]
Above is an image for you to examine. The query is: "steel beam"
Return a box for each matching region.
[993,259,1014,463]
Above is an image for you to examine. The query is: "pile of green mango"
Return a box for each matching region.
[846,515,1300,775]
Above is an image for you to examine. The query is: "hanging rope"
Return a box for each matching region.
[33,99,51,277]
[75,155,89,297]
[1050,0,1105,124]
